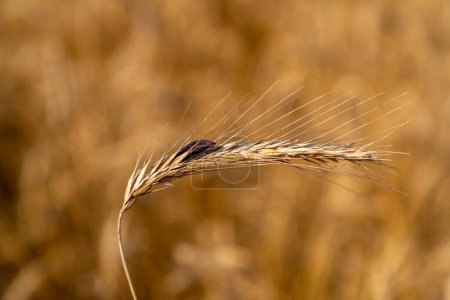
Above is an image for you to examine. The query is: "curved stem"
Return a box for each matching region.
[117,205,138,300]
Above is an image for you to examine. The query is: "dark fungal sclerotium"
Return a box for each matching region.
[175,139,222,162]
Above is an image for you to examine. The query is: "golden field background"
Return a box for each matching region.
[1,0,449,299]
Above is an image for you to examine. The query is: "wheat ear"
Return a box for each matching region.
[118,88,407,299]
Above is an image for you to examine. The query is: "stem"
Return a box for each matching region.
[117,205,138,300]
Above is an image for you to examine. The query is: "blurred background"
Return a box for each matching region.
[1,0,449,299]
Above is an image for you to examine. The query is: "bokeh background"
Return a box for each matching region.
[1,0,450,299]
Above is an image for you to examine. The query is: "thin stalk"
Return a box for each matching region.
[117,205,138,300]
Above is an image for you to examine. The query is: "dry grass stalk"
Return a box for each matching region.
[118,88,407,299]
